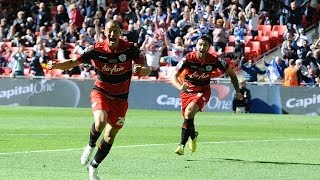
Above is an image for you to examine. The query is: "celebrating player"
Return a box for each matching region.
[170,34,243,155]
[47,20,151,180]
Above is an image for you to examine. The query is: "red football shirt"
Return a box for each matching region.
[176,51,228,93]
[78,39,145,100]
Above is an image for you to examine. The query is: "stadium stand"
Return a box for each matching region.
[0,0,319,85]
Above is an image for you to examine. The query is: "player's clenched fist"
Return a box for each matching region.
[179,83,189,92]
[47,60,55,70]
[133,64,142,74]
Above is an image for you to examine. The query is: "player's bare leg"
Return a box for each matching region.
[88,123,119,180]
[175,102,199,155]
[81,110,107,165]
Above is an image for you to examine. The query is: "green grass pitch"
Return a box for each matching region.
[1,106,320,180]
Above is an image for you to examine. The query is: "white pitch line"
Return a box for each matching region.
[0,138,320,155]
[0,134,88,136]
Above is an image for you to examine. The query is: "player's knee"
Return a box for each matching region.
[184,109,196,118]
[93,110,108,130]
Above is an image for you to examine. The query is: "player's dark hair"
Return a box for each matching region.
[197,34,212,45]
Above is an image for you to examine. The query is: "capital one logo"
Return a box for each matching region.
[156,84,233,110]
[207,84,232,110]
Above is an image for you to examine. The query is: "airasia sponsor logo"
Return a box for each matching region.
[0,80,55,99]
[189,71,210,80]
[286,94,320,108]
[156,84,233,110]
[102,64,124,74]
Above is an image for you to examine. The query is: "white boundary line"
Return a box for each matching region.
[0,134,88,136]
[1,138,320,155]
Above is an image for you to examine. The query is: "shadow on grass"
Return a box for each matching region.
[216,158,320,166]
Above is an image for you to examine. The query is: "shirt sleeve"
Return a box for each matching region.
[77,45,95,64]
[131,44,145,65]
[216,58,229,72]
[175,57,187,73]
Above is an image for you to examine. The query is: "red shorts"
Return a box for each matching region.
[180,90,210,116]
[90,90,128,129]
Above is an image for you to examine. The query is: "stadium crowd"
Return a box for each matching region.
[0,0,320,86]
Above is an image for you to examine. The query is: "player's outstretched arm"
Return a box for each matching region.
[170,70,188,91]
[47,59,81,70]
[225,67,243,100]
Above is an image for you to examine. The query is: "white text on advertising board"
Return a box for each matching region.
[0,81,55,99]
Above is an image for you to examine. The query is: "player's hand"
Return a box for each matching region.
[133,64,142,74]
[179,83,189,92]
[47,60,55,70]
[235,92,243,100]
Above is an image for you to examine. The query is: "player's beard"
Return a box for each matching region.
[108,37,119,50]
[198,50,207,59]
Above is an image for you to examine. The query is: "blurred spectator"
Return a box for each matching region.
[177,9,192,36]
[142,35,162,79]
[76,0,87,17]
[21,29,36,47]
[25,17,36,33]
[306,64,316,85]
[11,33,22,47]
[50,23,62,42]
[0,27,6,42]
[264,56,288,81]
[80,63,91,78]
[0,51,8,75]
[212,13,228,52]
[12,11,27,35]
[164,33,185,66]
[73,34,89,55]
[70,3,85,31]
[86,0,98,18]
[38,26,49,42]
[294,27,312,47]
[197,17,212,36]
[154,7,170,42]
[301,0,316,27]
[284,59,299,86]
[184,26,201,54]
[33,38,47,57]
[245,1,261,40]
[79,22,89,35]
[167,19,181,44]
[35,2,51,32]
[45,33,58,48]
[141,7,154,25]
[122,23,139,44]
[0,18,9,37]
[296,58,310,84]
[281,38,298,60]
[65,25,79,43]
[232,80,251,113]
[280,0,309,29]
[233,20,247,61]
[85,27,95,45]
[6,26,16,42]
[55,4,70,27]
[24,50,45,76]
[9,45,27,77]
[93,10,105,27]
[39,49,50,65]
[297,39,312,64]
[240,58,266,82]
[56,40,70,60]
[169,1,181,21]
